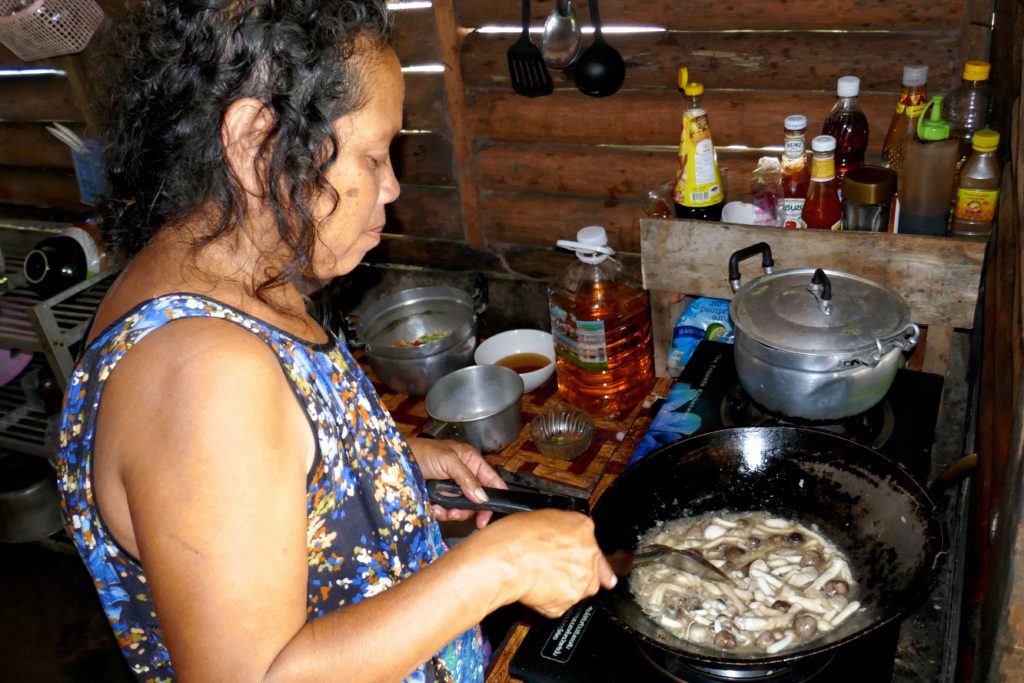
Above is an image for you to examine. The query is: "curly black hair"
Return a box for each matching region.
[96,0,393,299]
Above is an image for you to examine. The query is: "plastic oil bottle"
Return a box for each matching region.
[822,75,869,188]
[943,60,993,164]
[549,226,654,419]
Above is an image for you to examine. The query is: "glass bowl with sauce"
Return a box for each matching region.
[529,406,595,460]
[473,329,555,392]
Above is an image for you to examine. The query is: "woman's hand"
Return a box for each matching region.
[409,437,508,528]
[467,509,618,619]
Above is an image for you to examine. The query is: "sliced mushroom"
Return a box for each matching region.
[823,579,849,597]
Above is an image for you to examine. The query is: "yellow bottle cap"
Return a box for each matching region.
[684,82,704,96]
[962,60,990,81]
[677,67,688,90]
[972,129,999,151]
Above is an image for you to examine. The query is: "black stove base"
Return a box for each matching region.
[509,600,898,683]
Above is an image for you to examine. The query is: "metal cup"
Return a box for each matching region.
[423,365,524,453]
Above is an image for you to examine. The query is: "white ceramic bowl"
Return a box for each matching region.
[474,329,555,392]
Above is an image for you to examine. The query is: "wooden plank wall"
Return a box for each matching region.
[959,0,1024,679]
[0,0,995,276]
[426,0,988,274]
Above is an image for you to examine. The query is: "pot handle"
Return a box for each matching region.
[728,242,775,293]
[418,419,465,442]
[871,323,921,363]
[341,315,365,349]
[471,272,489,317]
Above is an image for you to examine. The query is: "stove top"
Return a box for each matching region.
[629,341,944,484]
[509,600,899,683]
[509,340,944,682]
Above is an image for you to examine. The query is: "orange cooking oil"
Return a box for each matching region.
[550,226,654,419]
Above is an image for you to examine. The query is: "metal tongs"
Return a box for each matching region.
[607,544,734,585]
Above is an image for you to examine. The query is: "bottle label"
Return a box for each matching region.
[954,187,999,222]
[550,303,609,372]
[781,198,806,229]
[810,157,835,181]
[673,110,723,208]
[904,102,928,117]
[784,133,806,159]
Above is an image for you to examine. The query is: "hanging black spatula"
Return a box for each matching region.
[507,0,553,97]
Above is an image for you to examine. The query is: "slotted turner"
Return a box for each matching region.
[507,0,553,97]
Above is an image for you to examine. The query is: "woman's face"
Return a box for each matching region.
[312,45,403,280]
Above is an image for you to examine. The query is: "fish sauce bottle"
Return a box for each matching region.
[881,65,929,172]
[672,67,724,221]
[949,129,1001,240]
[822,75,869,188]
[898,95,960,236]
[549,226,654,419]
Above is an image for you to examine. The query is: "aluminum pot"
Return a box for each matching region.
[353,285,486,396]
[728,243,919,420]
[0,453,65,543]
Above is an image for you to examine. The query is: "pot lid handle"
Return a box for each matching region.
[728,242,775,292]
[809,268,833,316]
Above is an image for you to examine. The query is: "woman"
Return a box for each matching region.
[56,2,615,681]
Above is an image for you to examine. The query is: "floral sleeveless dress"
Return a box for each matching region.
[56,293,485,682]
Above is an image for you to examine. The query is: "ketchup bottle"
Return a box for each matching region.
[780,115,810,228]
[800,135,842,230]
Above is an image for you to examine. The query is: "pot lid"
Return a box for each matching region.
[730,267,912,354]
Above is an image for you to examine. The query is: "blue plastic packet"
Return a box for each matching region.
[667,297,734,377]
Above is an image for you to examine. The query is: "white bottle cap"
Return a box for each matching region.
[836,75,860,97]
[902,64,928,87]
[811,135,836,152]
[556,226,615,264]
[784,114,807,130]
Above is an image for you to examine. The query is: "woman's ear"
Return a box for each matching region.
[222,98,274,198]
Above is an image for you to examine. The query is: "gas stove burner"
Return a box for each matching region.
[637,643,835,682]
[720,384,895,451]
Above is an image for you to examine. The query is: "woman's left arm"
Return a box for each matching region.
[409,437,508,528]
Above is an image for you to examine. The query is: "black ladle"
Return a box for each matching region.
[573,0,625,97]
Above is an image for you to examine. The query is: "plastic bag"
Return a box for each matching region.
[750,156,783,226]
[667,297,734,377]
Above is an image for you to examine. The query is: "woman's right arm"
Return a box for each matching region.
[101,319,613,683]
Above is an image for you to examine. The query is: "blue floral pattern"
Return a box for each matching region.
[56,293,484,682]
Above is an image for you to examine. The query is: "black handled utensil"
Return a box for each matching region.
[427,480,731,584]
[573,0,625,97]
[507,0,554,97]
[427,479,588,514]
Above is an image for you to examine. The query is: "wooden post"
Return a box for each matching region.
[432,0,484,247]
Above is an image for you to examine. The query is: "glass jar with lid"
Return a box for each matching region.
[842,165,897,232]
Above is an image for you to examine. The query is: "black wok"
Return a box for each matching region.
[590,426,945,672]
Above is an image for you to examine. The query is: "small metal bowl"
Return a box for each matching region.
[530,407,595,460]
